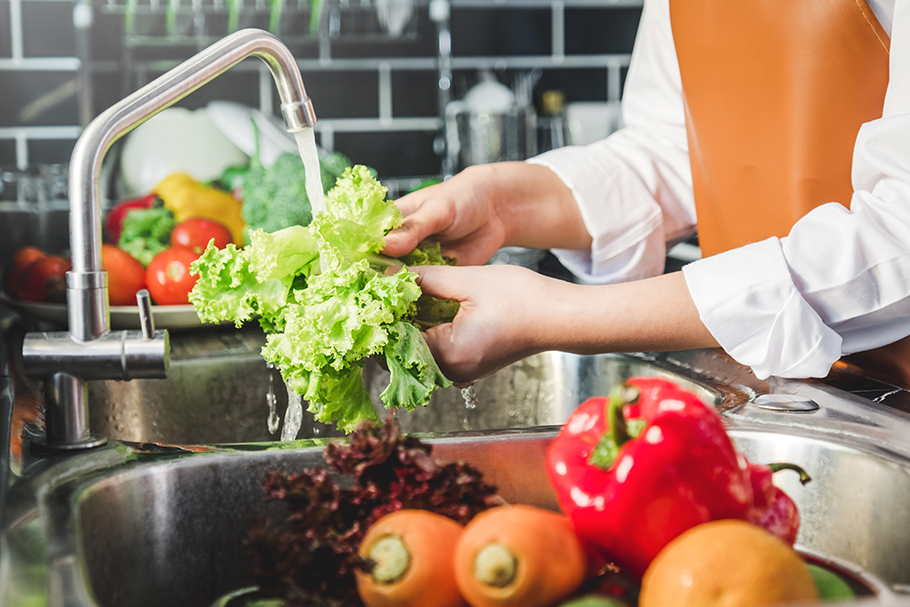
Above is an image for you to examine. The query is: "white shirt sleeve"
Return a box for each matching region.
[527,0,696,284]
[682,0,910,379]
[530,0,910,380]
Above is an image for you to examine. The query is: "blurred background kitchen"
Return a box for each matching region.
[0,0,639,263]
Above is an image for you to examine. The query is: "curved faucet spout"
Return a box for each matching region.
[23,29,315,451]
[68,28,316,341]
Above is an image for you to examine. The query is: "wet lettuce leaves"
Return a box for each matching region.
[189,166,458,432]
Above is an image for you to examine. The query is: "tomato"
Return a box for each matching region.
[4,246,47,296]
[146,247,200,305]
[16,255,70,303]
[102,244,147,306]
[170,218,233,255]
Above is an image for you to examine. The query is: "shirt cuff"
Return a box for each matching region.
[527,147,667,283]
[682,238,843,379]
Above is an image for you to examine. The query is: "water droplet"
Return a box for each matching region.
[266,373,280,435]
[461,385,477,409]
[282,384,304,441]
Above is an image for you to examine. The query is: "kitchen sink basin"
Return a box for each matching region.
[6,347,910,607]
[67,426,910,607]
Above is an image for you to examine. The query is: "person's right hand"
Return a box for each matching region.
[382,165,509,266]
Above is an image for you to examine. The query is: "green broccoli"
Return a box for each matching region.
[239,151,355,239]
[117,206,177,266]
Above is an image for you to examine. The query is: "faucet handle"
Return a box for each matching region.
[137,289,156,340]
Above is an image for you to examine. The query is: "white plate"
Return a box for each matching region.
[0,292,217,330]
[205,101,298,168]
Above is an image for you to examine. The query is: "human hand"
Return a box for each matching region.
[382,165,508,266]
[383,162,591,266]
[411,265,720,386]
[411,263,578,384]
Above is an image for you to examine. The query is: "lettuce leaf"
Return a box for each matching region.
[189,166,455,433]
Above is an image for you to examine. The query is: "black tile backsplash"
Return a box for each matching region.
[0,1,10,58]
[0,140,15,167]
[27,138,78,165]
[2,1,639,175]
[392,70,439,118]
[451,8,551,57]
[335,130,439,177]
[536,68,609,103]
[0,71,80,127]
[22,2,77,57]
[288,70,380,119]
[564,8,641,55]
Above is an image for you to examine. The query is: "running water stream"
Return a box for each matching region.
[268,127,325,439]
[295,127,326,216]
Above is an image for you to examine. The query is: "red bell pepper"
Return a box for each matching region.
[105,193,158,243]
[546,377,805,580]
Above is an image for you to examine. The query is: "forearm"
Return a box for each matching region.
[534,271,718,355]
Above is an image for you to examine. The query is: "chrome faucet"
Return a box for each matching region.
[21,29,317,451]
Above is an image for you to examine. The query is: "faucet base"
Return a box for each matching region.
[31,433,108,453]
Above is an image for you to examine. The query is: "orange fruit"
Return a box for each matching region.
[639,520,819,607]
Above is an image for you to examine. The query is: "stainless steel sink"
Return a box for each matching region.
[6,347,910,607]
[86,327,746,444]
[55,426,910,606]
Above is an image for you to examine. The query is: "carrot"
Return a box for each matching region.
[454,504,589,607]
[355,509,468,607]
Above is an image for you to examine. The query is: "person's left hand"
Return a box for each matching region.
[411,263,578,385]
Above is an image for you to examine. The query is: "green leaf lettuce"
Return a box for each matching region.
[189,166,455,433]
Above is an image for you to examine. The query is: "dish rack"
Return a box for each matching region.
[98,0,425,50]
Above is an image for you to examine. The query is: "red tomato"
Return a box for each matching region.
[102,244,147,306]
[170,218,233,255]
[146,247,200,305]
[16,255,70,303]
[5,246,47,296]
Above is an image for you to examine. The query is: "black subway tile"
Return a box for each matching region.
[392,70,439,118]
[0,1,10,58]
[565,7,641,55]
[0,72,80,127]
[22,2,76,58]
[28,138,77,165]
[279,70,379,120]
[334,130,440,178]
[451,8,551,57]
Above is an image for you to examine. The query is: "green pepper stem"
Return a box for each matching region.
[587,385,641,471]
[768,462,812,486]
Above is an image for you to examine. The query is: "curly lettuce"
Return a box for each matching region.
[189,165,456,432]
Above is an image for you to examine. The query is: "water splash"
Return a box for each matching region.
[282,385,304,441]
[266,373,280,435]
[461,385,478,409]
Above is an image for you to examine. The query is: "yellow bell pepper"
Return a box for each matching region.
[153,173,246,245]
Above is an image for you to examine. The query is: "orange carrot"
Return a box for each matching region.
[454,504,589,607]
[355,509,468,607]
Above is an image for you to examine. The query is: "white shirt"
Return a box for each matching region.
[529,0,910,380]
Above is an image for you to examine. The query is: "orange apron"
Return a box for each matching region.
[670,0,910,386]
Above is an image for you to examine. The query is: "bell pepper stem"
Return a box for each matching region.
[588,385,641,470]
[767,462,812,486]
